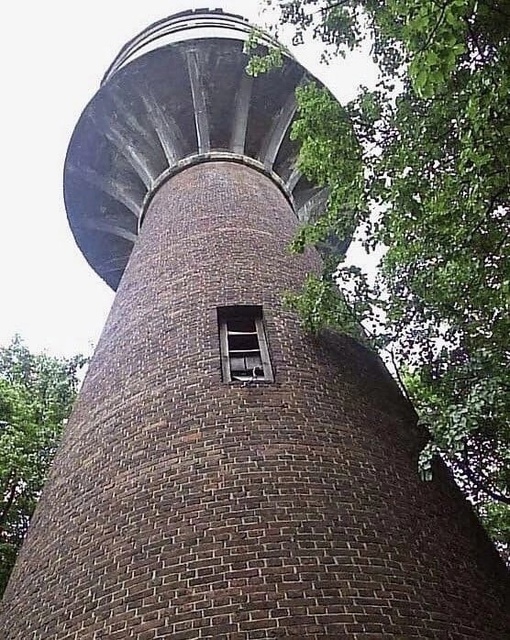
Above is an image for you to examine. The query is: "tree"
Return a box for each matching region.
[255,0,510,551]
[0,337,84,596]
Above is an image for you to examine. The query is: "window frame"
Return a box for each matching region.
[218,306,274,383]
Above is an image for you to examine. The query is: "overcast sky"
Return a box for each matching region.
[0,1,376,358]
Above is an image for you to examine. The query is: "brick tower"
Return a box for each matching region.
[1,9,509,639]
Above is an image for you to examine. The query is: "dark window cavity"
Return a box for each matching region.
[218,306,274,383]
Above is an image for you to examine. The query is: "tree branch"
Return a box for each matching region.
[0,479,19,531]
[418,2,449,54]
[461,444,510,505]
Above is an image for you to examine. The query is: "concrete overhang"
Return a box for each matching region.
[64,8,340,290]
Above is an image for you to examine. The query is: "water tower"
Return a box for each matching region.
[1,9,508,639]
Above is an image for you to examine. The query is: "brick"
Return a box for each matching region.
[1,161,508,640]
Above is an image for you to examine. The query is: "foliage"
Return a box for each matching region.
[260,0,510,546]
[0,337,84,597]
[244,26,285,75]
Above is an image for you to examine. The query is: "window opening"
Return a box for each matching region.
[218,306,274,383]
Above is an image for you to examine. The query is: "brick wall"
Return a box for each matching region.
[1,161,508,638]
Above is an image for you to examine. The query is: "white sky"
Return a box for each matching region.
[0,1,377,358]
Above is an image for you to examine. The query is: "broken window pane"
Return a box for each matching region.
[217,306,274,383]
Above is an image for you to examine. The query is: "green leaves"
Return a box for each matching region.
[290,82,367,247]
[0,337,85,597]
[267,0,510,554]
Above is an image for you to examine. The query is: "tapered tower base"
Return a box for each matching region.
[2,161,508,638]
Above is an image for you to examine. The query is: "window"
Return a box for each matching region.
[218,306,273,383]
